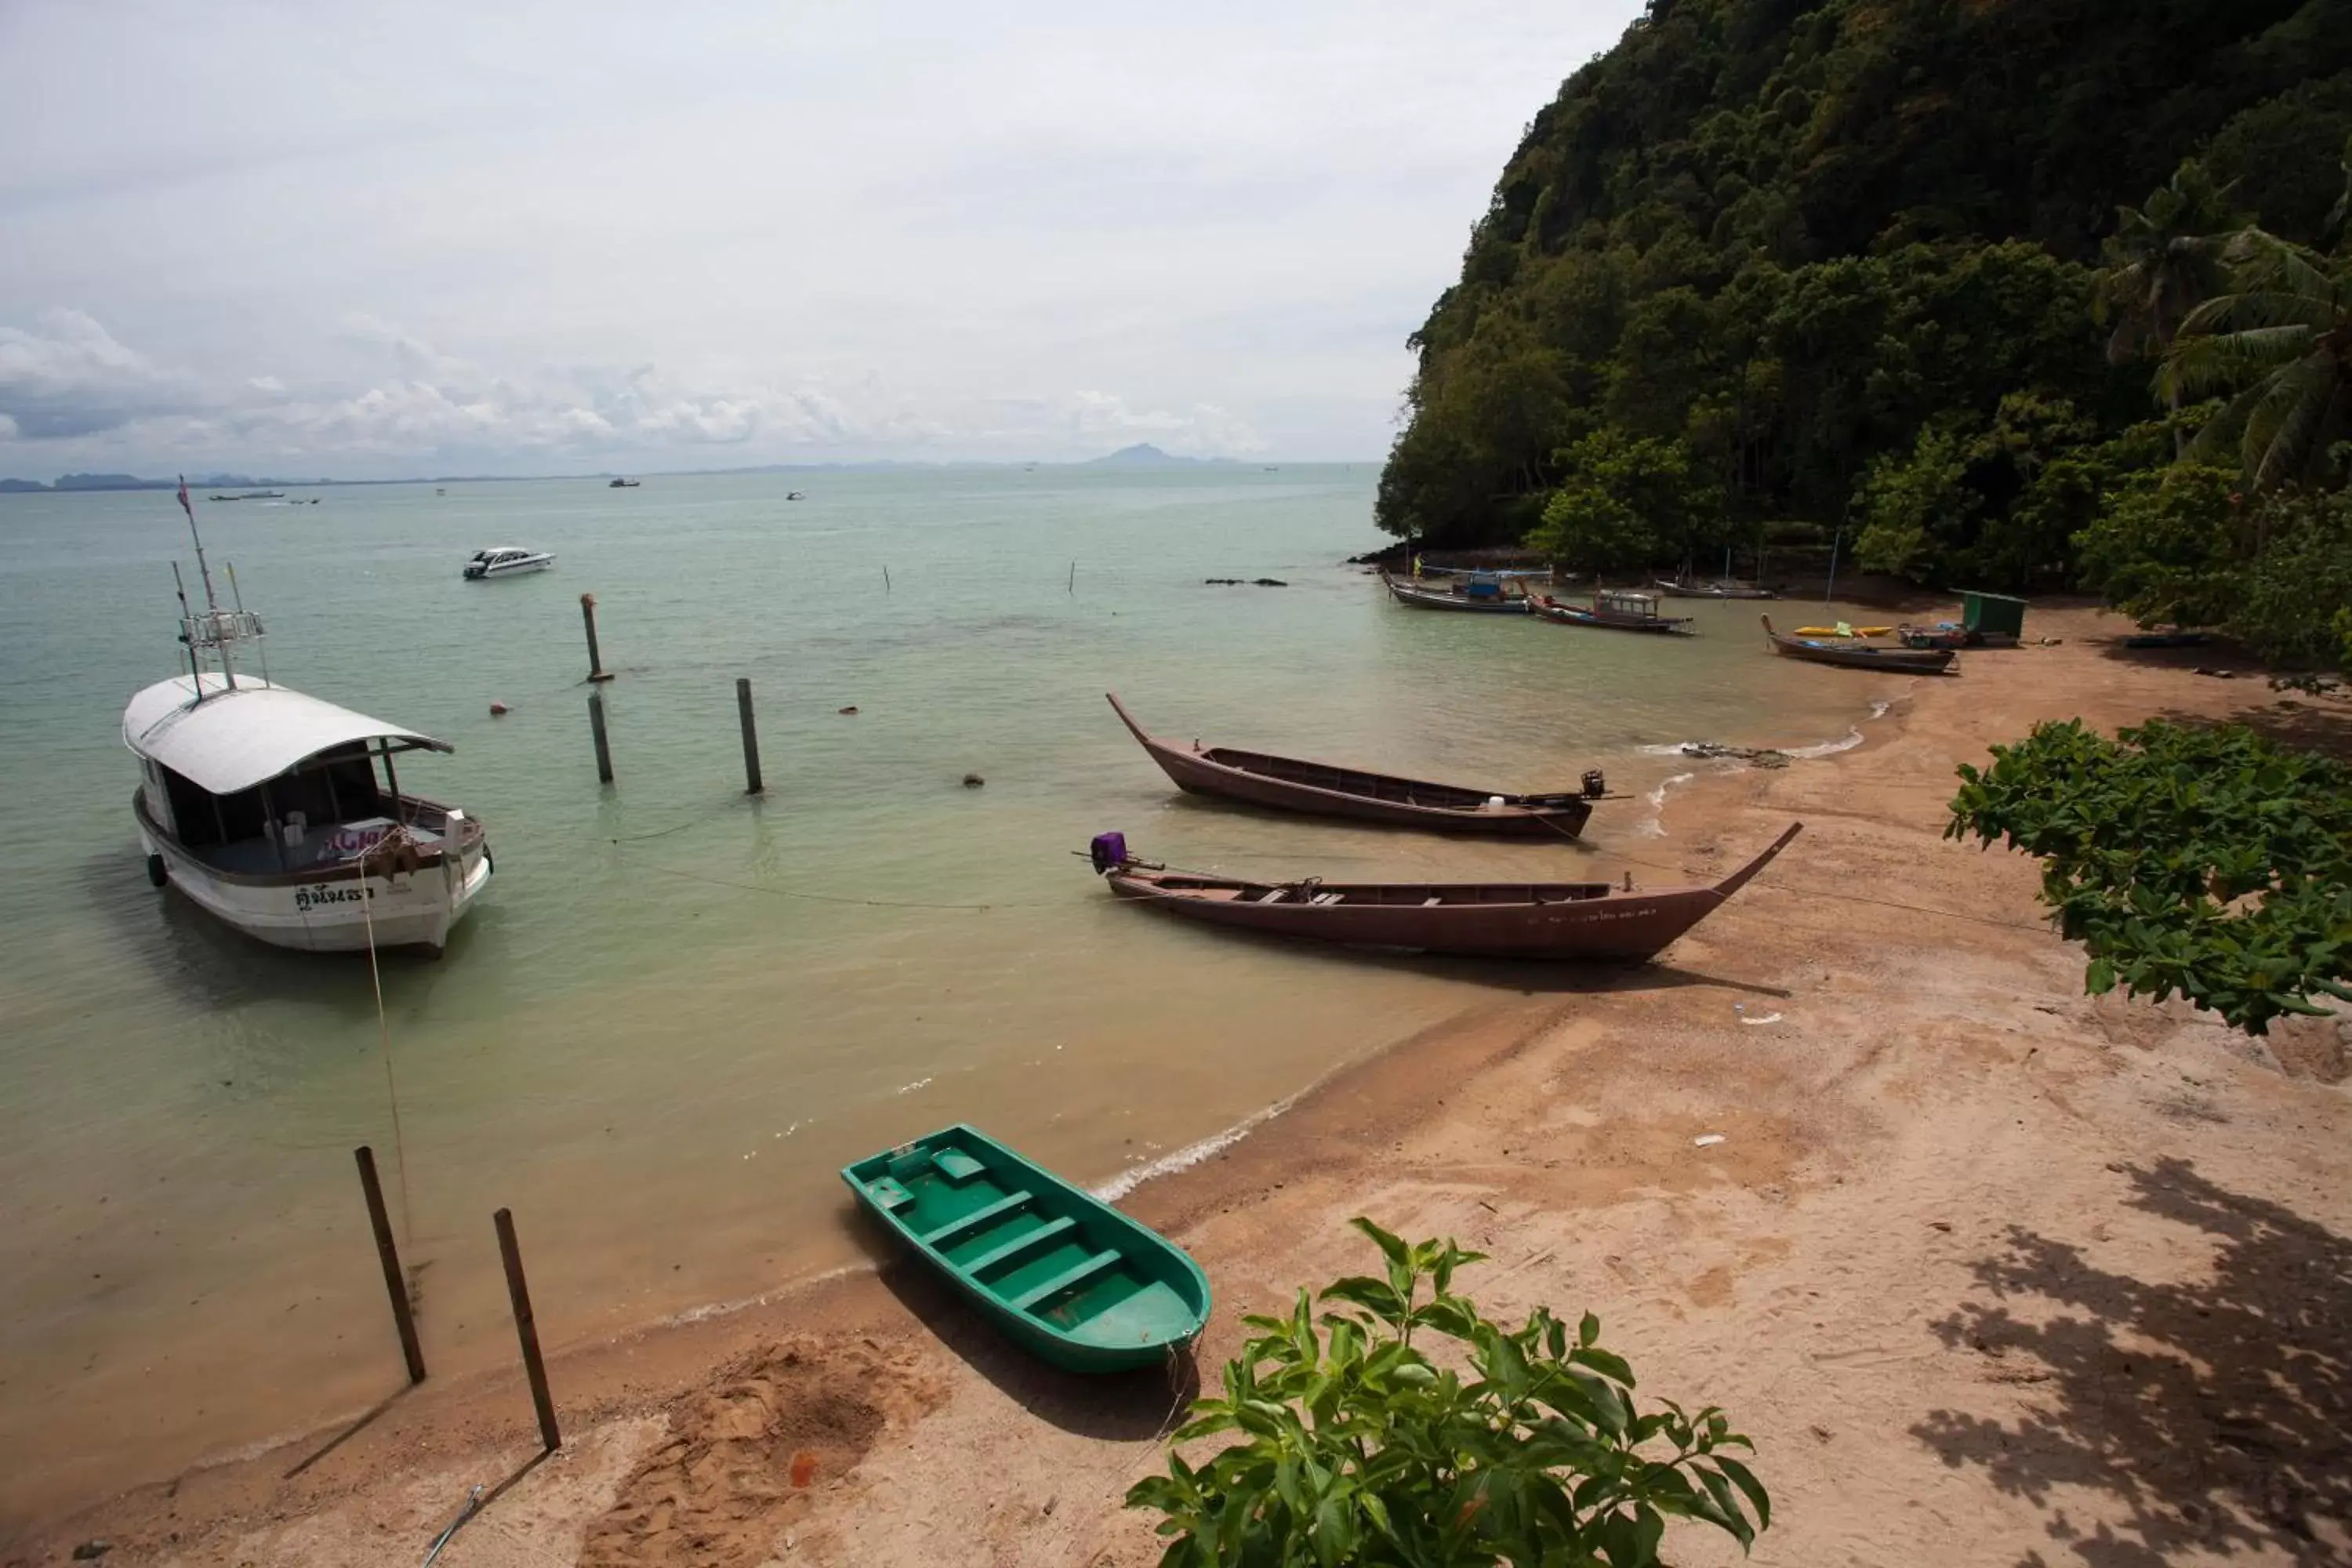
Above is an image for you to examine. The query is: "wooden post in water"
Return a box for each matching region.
[588,692,613,783]
[883,565,891,593]
[355,1146,426,1385]
[1068,560,1076,594]
[493,1208,562,1452]
[580,593,615,684]
[735,677,763,795]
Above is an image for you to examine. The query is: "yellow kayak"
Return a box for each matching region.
[1793,623,1893,638]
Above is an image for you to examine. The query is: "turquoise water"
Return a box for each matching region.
[0,468,1904,1522]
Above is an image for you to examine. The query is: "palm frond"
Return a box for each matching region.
[2181,290,2328,336]
[2161,330,2308,399]
[2245,361,2330,490]
[2181,379,2273,465]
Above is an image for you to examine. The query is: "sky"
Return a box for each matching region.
[0,2,1641,479]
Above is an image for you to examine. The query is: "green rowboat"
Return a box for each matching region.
[841,1124,1211,1373]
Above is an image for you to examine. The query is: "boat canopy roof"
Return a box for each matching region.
[122,673,449,795]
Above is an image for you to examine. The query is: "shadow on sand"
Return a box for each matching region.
[846,1206,1200,1443]
[2142,701,2352,766]
[1914,1158,2352,1566]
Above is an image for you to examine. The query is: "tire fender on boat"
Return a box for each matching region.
[146,853,168,888]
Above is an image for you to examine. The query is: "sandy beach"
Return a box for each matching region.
[14,603,2352,1568]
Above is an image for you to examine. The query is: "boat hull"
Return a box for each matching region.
[842,1124,1210,1373]
[1106,695,1592,837]
[1103,825,1800,962]
[1761,615,1956,673]
[1530,595,1693,634]
[463,556,554,579]
[1655,580,1775,600]
[136,799,491,953]
[1379,572,1530,612]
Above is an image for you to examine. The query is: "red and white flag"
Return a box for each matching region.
[176,474,194,523]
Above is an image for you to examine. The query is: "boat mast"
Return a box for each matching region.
[226,561,269,686]
[169,562,203,688]
[172,475,264,698]
[176,475,235,690]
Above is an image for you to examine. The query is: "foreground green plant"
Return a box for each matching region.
[1949,719,2352,1034]
[1126,1219,1767,1566]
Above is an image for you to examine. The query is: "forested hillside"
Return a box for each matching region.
[1378,0,2352,635]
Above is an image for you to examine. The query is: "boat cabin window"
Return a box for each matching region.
[157,746,385,851]
[1598,590,1657,617]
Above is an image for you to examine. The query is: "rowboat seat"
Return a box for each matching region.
[923,1189,1033,1245]
[1310,892,1344,906]
[1421,896,1443,906]
[966,1216,1076,1276]
[932,1148,987,1183]
[1254,887,1290,904]
[1012,1249,1123,1312]
[866,1176,916,1212]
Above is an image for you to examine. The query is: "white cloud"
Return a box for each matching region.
[0,312,1266,470]
[0,308,202,438]
[0,1,1646,475]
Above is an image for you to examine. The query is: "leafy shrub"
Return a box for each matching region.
[1525,430,1719,576]
[1126,1219,1768,1566]
[1949,719,2352,1034]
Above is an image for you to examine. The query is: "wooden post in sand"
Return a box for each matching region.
[493,1208,562,1452]
[355,1146,426,1385]
[588,693,613,784]
[580,593,615,684]
[736,677,764,795]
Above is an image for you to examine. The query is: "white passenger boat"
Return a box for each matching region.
[462,546,555,579]
[125,495,493,953]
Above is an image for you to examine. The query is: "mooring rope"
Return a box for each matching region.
[357,832,415,1249]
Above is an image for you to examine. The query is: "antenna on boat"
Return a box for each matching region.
[171,475,263,696]
[169,561,204,689]
[225,561,269,686]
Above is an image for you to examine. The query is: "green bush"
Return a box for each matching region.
[1949,719,2352,1034]
[1525,430,1719,576]
[1126,1219,1768,1566]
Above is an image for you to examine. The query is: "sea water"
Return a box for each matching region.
[0,467,1907,1520]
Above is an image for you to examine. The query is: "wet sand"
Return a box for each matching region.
[15,604,2352,1566]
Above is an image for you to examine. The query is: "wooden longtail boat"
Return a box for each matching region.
[841,1124,1210,1373]
[1105,694,1599,837]
[1379,569,1531,612]
[1090,824,1802,961]
[1529,590,1696,635]
[1654,577,1776,600]
[1762,615,1956,673]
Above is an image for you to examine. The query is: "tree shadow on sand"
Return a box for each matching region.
[1914,1159,2352,1566]
[2145,702,2352,766]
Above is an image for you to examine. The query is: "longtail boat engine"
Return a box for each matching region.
[1089,831,1129,874]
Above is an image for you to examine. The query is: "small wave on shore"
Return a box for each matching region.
[1636,772,1698,837]
[1094,1088,1311,1203]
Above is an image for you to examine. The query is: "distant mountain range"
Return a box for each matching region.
[1080,443,1235,469]
[0,472,328,494]
[0,445,1278,493]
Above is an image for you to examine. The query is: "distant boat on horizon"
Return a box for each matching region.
[207,491,285,501]
[608,477,640,488]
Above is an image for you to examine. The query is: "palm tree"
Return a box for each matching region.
[2161,231,2352,492]
[2097,161,2243,455]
